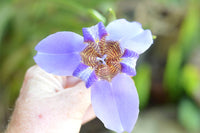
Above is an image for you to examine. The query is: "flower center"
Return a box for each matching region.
[81,38,123,81]
[96,54,107,65]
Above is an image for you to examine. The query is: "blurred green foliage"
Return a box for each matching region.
[178,99,200,132]
[163,0,200,100]
[164,45,183,99]
[181,65,200,97]
[134,64,151,109]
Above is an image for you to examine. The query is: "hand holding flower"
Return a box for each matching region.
[33,19,153,132]
[7,19,153,133]
[5,65,95,133]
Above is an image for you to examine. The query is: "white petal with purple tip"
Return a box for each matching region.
[74,67,93,82]
[120,57,138,76]
[82,22,108,42]
[73,63,97,88]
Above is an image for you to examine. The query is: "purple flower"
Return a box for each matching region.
[34,19,153,133]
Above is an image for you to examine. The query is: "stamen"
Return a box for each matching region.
[96,54,107,65]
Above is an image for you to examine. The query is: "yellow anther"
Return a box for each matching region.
[95,39,99,43]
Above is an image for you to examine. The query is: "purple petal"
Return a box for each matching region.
[91,80,123,132]
[121,63,136,76]
[35,31,85,54]
[120,57,138,76]
[91,73,139,133]
[98,22,108,39]
[86,71,98,88]
[72,63,88,76]
[82,22,108,42]
[34,52,81,76]
[73,63,97,88]
[106,19,153,54]
[122,49,139,58]
[34,31,85,76]
[106,19,143,42]
[122,30,153,54]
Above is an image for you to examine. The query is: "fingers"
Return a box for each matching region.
[63,76,82,88]
[20,65,92,119]
[20,65,82,99]
[82,104,96,125]
[20,65,63,99]
[6,65,92,133]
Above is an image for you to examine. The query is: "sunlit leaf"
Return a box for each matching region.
[181,64,200,97]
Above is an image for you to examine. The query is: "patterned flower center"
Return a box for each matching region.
[81,37,123,81]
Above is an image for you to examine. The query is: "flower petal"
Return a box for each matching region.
[106,19,153,54]
[120,57,138,76]
[35,31,85,54]
[86,71,98,88]
[91,80,123,132]
[34,31,85,76]
[106,19,143,42]
[121,29,153,54]
[34,52,81,76]
[121,49,139,58]
[82,22,108,42]
[73,63,97,88]
[91,73,139,133]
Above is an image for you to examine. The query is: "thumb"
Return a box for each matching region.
[6,65,91,133]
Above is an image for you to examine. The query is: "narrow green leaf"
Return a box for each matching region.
[0,5,14,45]
[106,8,116,24]
[88,9,106,24]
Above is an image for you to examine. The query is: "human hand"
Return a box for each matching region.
[5,65,95,133]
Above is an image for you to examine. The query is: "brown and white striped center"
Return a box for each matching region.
[81,37,123,81]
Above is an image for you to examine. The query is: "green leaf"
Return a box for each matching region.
[133,64,151,109]
[105,8,116,24]
[181,64,200,97]
[0,4,14,45]
[88,9,106,24]
[178,0,200,55]
[163,45,183,100]
[178,99,200,132]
